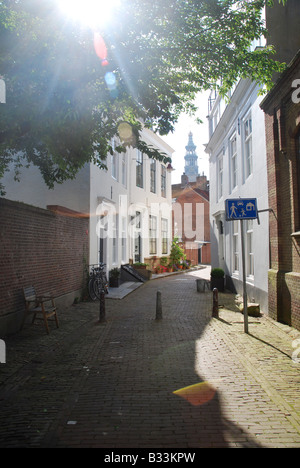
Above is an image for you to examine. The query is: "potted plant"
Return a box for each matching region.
[169,237,186,269]
[109,267,121,288]
[210,268,225,292]
[133,262,148,269]
[159,257,168,272]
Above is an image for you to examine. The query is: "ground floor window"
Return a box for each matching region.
[149,215,157,255]
[232,220,239,273]
[161,218,168,254]
[246,219,254,277]
[121,216,127,263]
[112,214,118,264]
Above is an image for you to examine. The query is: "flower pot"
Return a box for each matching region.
[210,276,224,292]
[109,277,120,288]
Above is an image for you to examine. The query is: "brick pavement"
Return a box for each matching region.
[0,268,300,448]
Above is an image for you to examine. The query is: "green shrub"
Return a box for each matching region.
[211,268,224,278]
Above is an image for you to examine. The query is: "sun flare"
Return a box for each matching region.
[57,0,121,29]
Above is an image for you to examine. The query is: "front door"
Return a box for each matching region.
[198,245,202,264]
[134,234,141,263]
[98,215,107,265]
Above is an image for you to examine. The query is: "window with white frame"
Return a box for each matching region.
[161,165,166,197]
[136,211,141,229]
[244,113,253,179]
[232,220,239,273]
[230,133,238,190]
[150,159,156,193]
[161,218,168,254]
[217,152,223,200]
[136,150,143,188]
[246,219,254,277]
[121,216,127,263]
[149,215,157,255]
[112,214,118,264]
[111,139,118,180]
[212,105,219,133]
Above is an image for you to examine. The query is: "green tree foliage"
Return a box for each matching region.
[0,0,287,193]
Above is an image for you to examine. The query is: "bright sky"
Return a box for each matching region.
[57,0,121,29]
[161,91,210,185]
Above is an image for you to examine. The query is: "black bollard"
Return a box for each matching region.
[99,291,106,323]
[156,291,162,320]
[212,288,219,318]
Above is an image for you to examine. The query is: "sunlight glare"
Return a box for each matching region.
[57,0,121,29]
[173,381,222,406]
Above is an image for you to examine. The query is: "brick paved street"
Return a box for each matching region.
[0,267,300,448]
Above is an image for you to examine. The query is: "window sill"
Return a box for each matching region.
[291,231,300,238]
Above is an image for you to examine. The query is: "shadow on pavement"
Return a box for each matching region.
[0,271,265,448]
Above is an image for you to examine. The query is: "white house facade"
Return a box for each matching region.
[89,127,174,272]
[206,79,269,312]
[2,126,174,276]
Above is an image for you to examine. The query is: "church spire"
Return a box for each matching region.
[184,132,198,182]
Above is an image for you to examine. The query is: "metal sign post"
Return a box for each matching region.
[225,198,258,334]
[240,219,248,334]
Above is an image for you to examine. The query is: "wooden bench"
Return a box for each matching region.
[22,286,59,334]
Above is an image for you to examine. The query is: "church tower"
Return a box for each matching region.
[184,132,198,182]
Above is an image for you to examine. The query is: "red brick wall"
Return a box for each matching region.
[0,198,89,333]
[261,52,300,330]
[172,188,211,265]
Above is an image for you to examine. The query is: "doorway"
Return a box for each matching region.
[134,233,142,263]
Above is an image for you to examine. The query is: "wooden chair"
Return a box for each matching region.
[22,286,59,334]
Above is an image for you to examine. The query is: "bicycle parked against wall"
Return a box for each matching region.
[88,263,109,300]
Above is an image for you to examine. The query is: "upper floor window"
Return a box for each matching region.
[211,104,220,135]
[217,152,223,200]
[230,133,238,190]
[161,165,166,197]
[150,159,156,193]
[244,113,253,179]
[136,150,143,188]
